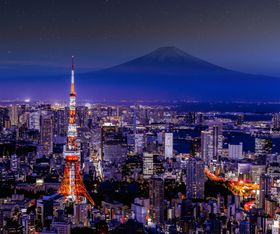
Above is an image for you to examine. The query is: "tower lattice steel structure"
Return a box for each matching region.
[59,57,94,205]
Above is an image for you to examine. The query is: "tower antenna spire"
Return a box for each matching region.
[72,55,74,69]
[71,55,75,94]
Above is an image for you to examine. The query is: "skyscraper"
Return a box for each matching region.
[255,136,272,156]
[40,113,53,155]
[0,107,9,130]
[143,153,153,179]
[29,111,40,130]
[201,123,223,164]
[184,157,205,199]
[133,108,137,135]
[149,177,164,225]
[164,132,173,158]
[53,109,67,137]
[201,130,213,164]
[257,173,271,209]
[101,124,127,162]
[9,105,18,126]
[228,143,243,160]
[135,133,144,154]
[272,113,280,130]
[211,124,223,160]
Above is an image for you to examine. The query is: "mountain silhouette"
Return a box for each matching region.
[79,46,280,101]
[1,46,280,101]
[105,46,227,74]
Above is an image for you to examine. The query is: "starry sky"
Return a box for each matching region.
[1,0,280,78]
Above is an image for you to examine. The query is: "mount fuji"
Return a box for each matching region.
[79,47,280,101]
[1,46,280,102]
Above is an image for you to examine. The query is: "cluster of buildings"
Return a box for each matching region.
[0,100,280,233]
[1,66,280,233]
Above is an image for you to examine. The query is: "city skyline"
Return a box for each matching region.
[1,1,280,233]
[0,59,280,233]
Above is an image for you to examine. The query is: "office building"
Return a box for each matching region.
[143,153,153,179]
[201,130,213,164]
[135,133,144,154]
[164,132,173,158]
[101,124,127,161]
[255,136,272,156]
[228,143,243,160]
[201,124,223,164]
[9,105,19,126]
[29,111,40,130]
[272,113,280,130]
[149,177,164,224]
[184,157,205,199]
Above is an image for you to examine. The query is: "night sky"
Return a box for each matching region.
[1,0,280,78]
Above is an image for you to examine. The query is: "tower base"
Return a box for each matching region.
[59,161,95,206]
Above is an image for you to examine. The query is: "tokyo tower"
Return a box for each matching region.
[59,57,95,205]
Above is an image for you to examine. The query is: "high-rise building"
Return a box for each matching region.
[132,198,149,224]
[185,112,196,125]
[29,111,40,130]
[157,132,163,145]
[255,136,272,156]
[101,124,127,162]
[257,173,272,209]
[133,108,137,135]
[36,197,54,228]
[149,177,164,225]
[191,137,201,157]
[9,105,19,126]
[228,143,243,160]
[201,130,213,164]
[74,203,90,226]
[76,106,89,128]
[201,124,223,164]
[103,144,127,162]
[184,157,205,199]
[101,124,117,157]
[20,212,35,234]
[143,153,153,179]
[18,111,29,127]
[53,109,67,136]
[0,107,9,130]
[135,133,144,154]
[10,154,19,172]
[251,165,266,183]
[211,124,223,160]
[164,132,173,158]
[272,113,280,130]
[40,113,53,155]
[180,198,194,233]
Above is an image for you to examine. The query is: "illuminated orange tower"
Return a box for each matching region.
[59,57,94,205]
